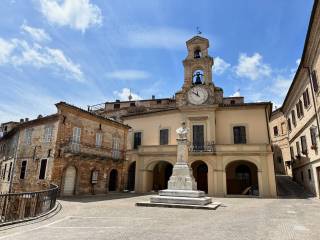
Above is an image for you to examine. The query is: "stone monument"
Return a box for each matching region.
[149,121,212,206]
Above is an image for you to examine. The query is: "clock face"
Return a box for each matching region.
[187,86,208,105]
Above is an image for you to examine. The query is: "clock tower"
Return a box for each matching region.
[175,35,223,106]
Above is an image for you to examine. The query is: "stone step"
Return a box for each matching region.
[150,195,212,206]
[159,189,205,198]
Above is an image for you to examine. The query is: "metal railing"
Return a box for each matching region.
[0,184,59,225]
[188,141,215,152]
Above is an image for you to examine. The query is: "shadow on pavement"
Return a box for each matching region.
[59,192,154,203]
[276,175,315,199]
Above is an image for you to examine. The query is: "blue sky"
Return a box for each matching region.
[0,0,314,122]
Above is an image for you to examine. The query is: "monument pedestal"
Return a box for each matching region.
[136,122,220,210]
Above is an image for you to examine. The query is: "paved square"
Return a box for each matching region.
[0,193,319,240]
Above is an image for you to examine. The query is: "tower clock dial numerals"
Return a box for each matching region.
[187,86,208,105]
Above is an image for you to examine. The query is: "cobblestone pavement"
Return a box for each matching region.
[0,178,319,240]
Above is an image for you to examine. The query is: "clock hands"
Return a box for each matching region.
[192,90,200,97]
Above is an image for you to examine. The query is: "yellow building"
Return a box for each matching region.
[97,36,277,198]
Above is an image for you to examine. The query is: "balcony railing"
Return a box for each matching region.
[188,141,215,152]
[0,184,58,225]
[63,140,125,161]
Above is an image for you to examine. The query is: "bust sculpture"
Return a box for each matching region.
[176,121,189,140]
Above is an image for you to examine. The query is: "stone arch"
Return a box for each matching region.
[225,160,259,196]
[144,160,173,192]
[127,161,136,191]
[191,160,208,193]
[61,165,77,196]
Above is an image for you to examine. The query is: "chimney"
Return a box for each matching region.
[20,119,24,123]
[37,115,43,119]
[116,99,120,103]
[152,95,155,100]
[25,118,29,122]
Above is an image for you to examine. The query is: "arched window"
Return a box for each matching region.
[192,70,204,85]
[194,49,201,59]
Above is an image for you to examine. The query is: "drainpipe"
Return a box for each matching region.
[305,66,320,141]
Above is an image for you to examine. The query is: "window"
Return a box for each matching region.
[233,126,246,144]
[290,146,295,160]
[159,129,169,145]
[25,128,32,145]
[300,136,307,155]
[7,162,12,181]
[114,103,120,109]
[310,127,317,146]
[156,100,162,104]
[291,110,296,126]
[230,100,235,105]
[72,127,81,152]
[20,160,27,179]
[308,169,312,181]
[130,102,135,107]
[39,159,47,179]
[281,122,285,134]
[296,141,301,156]
[301,171,304,182]
[47,149,51,157]
[312,70,319,93]
[194,49,201,59]
[133,132,142,149]
[95,132,102,147]
[296,100,304,118]
[193,125,205,150]
[112,137,121,159]
[287,118,292,132]
[303,89,310,108]
[44,126,53,142]
[273,126,279,136]
[2,164,7,180]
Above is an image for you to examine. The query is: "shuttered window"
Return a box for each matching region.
[20,160,27,179]
[112,137,121,159]
[300,136,307,155]
[290,147,295,160]
[233,126,246,144]
[160,129,169,145]
[96,133,102,147]
[303,89,310,108]
[310,127,317,146]
[296,141,301,156]
[296,100,304,118]
[287,118,292,131]
[273,126,279,136]
[25,129,32,145]
[133,132,142,149]
[72,127,81,152]
[291,110,296,126]
[44,126,53,143]
[39,159,47,180]
[7,162,12,181]
[312,70,319,93]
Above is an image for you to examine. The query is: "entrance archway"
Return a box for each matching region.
[191,161,208,193]
[226,160,259,196]
[63,166,76,196]
[109,169,118,191]
[127,162,136,191]
[152,161,173,191]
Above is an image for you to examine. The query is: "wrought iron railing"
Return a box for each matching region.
[188,141,215,152]
[0,184,59,225]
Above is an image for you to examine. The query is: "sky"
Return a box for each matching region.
[0,0,314,123]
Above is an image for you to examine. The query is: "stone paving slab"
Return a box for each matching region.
[136,201,221,210]
[0,193,319,240]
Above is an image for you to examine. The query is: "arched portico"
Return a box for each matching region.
[225,160,259,196]
[191,160,208,193]
[127,161,136,191]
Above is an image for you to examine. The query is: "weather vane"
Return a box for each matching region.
[196,26,202,35]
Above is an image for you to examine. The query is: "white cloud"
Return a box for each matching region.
[106,70,150,80]
[113,88,142,101]
[125,27,191,49]
[296,58,301,66]
[270,75,292,97]
[38,0,102,32]
[21,23,51,42]
[0,38,84,82]
[230,90,241,97]
[0,38,15,64]
[213,57,230,75]
[235,53,271,80]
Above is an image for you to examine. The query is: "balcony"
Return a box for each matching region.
[189,141,215,153]
[63,141,124,161]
